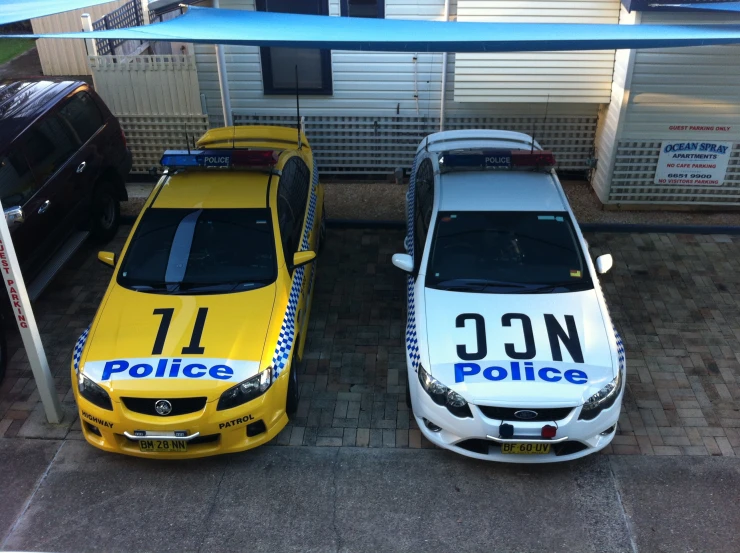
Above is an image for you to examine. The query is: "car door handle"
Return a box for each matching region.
[76,162,86,173]
[38,200,50,214]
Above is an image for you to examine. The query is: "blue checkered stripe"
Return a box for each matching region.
[72,327,90,374]
[405,153,421,371]
[614,326,626,374]
[270,161,319,379]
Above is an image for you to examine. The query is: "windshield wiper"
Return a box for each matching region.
[434,278,532,292]
[528,281,592,293]
[129,282,181,294]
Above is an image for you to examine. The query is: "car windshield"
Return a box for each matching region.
[425,211,593,294]
[118,208,277,294]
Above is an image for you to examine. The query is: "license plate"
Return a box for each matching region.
[138,440,187,453]
[501,443,551,455]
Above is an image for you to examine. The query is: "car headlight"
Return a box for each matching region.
[217,368,273,411]
[579,369,623,421]
[417,365,471,418]
[77,373,113,411]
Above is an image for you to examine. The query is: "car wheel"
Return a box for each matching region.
[405,368,412,409]
[0,327,6,385]
[90,182,121,243]
[286,361,300,416]
[318,207,326,253]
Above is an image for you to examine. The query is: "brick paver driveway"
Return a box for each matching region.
[1,227,739,457]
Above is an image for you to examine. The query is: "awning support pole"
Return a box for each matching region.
[0,201,63,424]
[213,0,233,127]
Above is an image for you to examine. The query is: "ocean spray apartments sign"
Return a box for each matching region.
[654,141,733,186]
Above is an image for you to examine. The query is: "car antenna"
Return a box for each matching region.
[295,65,302,150]
[532,94,550,154]
[185,133,191,155]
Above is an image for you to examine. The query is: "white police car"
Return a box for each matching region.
[392,130,625,463]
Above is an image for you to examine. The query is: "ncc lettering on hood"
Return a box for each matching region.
[455,312,587,384]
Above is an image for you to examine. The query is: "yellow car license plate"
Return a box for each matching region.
[138,440,187,453]
[501,443,551,455]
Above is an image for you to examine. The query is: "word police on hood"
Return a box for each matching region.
[81,357,260,383]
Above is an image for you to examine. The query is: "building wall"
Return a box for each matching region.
[454,0,620,103]
[603,10,740,205]
[194,0,599,125]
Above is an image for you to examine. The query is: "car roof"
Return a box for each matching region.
[0,80,85,153]
[438,170,568,213]
[153,171,270,209]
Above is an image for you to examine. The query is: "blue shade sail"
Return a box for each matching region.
[666,2,740,12]
[0,0,120,25]
[5,5,740,52]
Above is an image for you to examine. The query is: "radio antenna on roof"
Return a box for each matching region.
[295,65,302,150]
[185,133,191,155]
[532,94,550,154]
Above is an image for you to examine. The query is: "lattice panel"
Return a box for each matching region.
[93,0,143,56]
[119,115,209,173]
[610,141,740,205]
[233,115,596,175]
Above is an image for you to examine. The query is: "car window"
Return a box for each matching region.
[21,115,77,185]
[0,150,38,207]
[58,91,104,144]
[425,211,594,294]
[414,158,434,268]
[277,156,310,267]
[117,208,277,294]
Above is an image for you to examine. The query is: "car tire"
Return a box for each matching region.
[286,361,300,416]
[318,207,326,254]
[405,369,412,409]
[90,181,121,243]
[0,327,6,385]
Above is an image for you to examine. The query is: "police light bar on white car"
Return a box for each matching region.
[160,149,279,169]
[438,149,556,173]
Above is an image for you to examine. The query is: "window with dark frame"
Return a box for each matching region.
[256,0,333,95]
[340,0,384,18]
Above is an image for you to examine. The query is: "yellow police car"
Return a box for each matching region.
[71,125,325,458]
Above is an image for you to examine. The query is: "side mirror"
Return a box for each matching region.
[98,251,116,267]
[392,253,414,273]
[292,250,316,270]
[595,254,613,275]
[4,206,24,225]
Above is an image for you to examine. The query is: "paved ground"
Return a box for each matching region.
[1,226,740,551]
[2,441,740,553]
[2,228,740,456]
[0,46,41,82]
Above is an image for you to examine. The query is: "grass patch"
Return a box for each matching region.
[0,38,35,65]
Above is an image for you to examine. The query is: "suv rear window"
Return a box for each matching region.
[118,208,277,294]
[425,211,593,294]
[58,91,104,144]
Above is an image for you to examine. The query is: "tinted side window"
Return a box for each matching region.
[277,194,295,267]
[22,116,77,185]
[58,91,104,144]
[0,150,37,207]
[414,158,434,266]
[278,156,311,263]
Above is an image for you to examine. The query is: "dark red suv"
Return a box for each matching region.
[0,80,131,379]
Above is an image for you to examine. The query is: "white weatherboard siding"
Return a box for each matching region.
[195,0,599,173]
[605,11,740,205]
[454,0,620,103]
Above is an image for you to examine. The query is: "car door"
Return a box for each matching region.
[0,148,45,275]
[17,113,81,275]
[56,90,106,227]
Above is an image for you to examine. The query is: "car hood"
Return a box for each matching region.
[423,287,615,406]
[81,283,277,397]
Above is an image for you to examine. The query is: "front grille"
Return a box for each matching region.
[477,405,573,422]
[121,397,207,417]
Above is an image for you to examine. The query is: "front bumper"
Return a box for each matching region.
[409,366,622,464]
[74,369,290,459]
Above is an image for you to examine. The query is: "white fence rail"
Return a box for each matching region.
[233,114,596,175]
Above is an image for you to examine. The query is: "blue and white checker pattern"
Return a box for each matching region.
[72,327,90,375]
[270,161,319,379]
[405,152,421,371]
[614,325,626,374]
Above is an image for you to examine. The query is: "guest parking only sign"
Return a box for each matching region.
[654,140,733,186]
